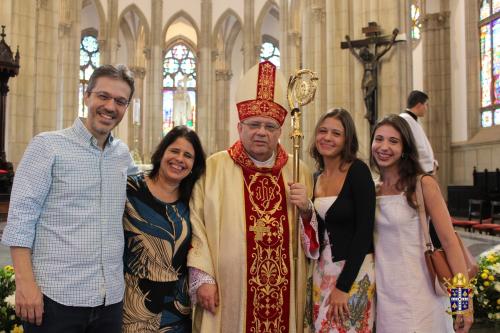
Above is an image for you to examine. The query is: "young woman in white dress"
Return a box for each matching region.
[370,114,473,333]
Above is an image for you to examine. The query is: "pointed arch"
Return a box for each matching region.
[212,9,243,65]
[255,0,279,42]
[163,10,200,47]
[213,8,243,46]
[256,1,281,67]
[118,4,151,48]
[85,0,107,40]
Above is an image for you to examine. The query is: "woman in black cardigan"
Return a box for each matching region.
[290,108,376,332]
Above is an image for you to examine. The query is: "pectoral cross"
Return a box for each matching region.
[250,219,270,241]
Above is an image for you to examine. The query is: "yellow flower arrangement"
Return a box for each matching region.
[473,244,500,323]
[0,265,21,331]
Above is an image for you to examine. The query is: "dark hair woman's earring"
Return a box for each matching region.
[401,152,406,160]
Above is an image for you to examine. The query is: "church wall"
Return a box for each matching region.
[4,0,63,167]
[213,3,244,29]
[447,0,500,186]
[116,28,128,65]
[81,2,100,32]
[255,0,270,24]
[229,31,244,145]
[451,138,500,185]
[2,0,498,190]
[412,40,423,90]
[163,1,200,33]
[113,26,130,145]
[449,0,467,143]
[164,18,198,46]
[1,0,13,157]
[96,0,107,21]
[118,0,150,23]
[260,6,279,43]
[0,1,13,35]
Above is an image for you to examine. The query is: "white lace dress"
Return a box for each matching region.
[374,194,453,333]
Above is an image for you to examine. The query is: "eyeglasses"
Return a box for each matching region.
[88,91,130,108]
[241,121,281,133]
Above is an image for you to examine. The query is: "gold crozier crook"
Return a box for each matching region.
[287,68,318,331]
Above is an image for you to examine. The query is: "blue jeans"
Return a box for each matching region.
[23,295,123,333]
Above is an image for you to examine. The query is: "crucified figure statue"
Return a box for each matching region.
[344,25,399,129]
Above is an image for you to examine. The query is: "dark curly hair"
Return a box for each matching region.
[148,126,206,205]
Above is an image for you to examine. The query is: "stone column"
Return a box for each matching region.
[422,11,452,194]
[102,0,119,65]
[311,3,326,119]
[128,66,146,160]
[5,1,36,166]
[197,0,214,153]
[58,0,81,129]
[243,0,257,71]
[143,0,163,163]
[214,69,232,151]
[278,0,301,153]
[465,0,480,139]
[32,0,59,135]
[301,0,326,164]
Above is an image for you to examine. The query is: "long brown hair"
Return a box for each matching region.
[309,108,359,171]
[369,114,424,208]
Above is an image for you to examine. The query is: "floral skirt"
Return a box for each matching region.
[312,240,375,333]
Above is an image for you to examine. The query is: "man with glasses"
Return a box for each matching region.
[187,61,312,332]
[2,64,138,332]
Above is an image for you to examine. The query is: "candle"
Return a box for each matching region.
[133,98,141,125]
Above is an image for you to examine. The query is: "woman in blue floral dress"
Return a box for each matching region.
[123,126,205,333]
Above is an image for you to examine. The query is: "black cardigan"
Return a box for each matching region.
[314,159,375,293]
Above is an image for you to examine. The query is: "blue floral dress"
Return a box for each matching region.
[123,174,191,333]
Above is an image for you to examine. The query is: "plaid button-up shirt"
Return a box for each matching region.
[2,118,138,306]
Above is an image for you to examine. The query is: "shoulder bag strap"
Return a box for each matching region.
[415,174,434,251]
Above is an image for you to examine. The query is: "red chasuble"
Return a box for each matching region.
[228,141,291,333]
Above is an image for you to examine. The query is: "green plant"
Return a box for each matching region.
[0,265,22,332]
[473,244,500,323]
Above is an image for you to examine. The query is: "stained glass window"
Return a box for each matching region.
[162,43,197,135]
[493,0,500,14]
[482,110,493,127]
[480,2,500,127]
[411,1,422,41]
[481,0,491,20]
[260,39,280,68]
[494,109,500,124]
[79,35,100,118]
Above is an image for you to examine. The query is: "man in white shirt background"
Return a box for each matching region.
[399,90,438,174]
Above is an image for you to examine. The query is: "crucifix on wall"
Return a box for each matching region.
[341,22,402,132]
